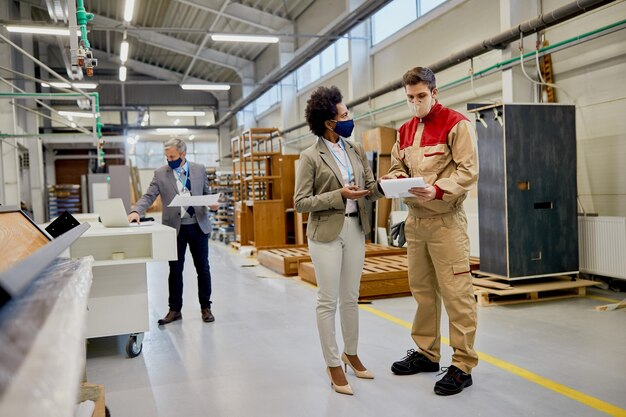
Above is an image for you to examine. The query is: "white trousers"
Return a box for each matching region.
[308,217,365,367]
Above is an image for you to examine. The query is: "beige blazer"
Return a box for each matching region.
[294,138,384,243]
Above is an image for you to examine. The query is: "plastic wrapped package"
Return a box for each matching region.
[0,256,94,417]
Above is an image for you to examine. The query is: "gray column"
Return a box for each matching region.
[499,0,539,103]
[278,26,298,154]
[347,0,371,143]
[215,91,232,169]
[19,3,45,222]
[0,2,20,206]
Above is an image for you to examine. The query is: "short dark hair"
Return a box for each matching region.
[305,86,343,137]
[402,67,436,91]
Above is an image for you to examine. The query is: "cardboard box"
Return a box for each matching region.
[362,127,397,155]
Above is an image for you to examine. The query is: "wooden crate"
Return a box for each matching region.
[362,127,396,155]
[258,243,407,276]
[472,275,599,307]
[299,254,411,299]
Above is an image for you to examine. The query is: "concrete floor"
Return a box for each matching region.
[86,242,626,417]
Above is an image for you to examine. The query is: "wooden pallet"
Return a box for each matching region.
[473,275,599,307]
[258,244,407,276]
[299,254,411,299]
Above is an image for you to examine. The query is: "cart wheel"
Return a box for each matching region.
[126,335,142,358]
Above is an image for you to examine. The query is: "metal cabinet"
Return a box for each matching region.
[472,103,578,279]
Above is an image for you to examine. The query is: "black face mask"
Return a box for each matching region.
[332,119,355,138]
[168,158,183,169]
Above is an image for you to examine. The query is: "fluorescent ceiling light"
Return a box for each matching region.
[123,0,135,22]
[120,41,129,63]
[156,128,189,134]
[58,110,96,119]
[180,84,230,91]
[7,26,81,36]
[166,111,206,117]
[42,82,98,89]
[119,66,127,82]
[73,83,98,89]
[211,34,279,43]
[42,82,69,88]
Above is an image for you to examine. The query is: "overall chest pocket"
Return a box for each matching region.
[419,144,450,174]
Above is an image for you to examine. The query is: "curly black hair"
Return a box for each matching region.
[304,85,343,137]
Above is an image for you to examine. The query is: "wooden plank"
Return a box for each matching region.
[79,383,106,417]
[298,254,410,299]
[258,244,406,276]
[0,211,49,273]
[594,299,626,311]
[474,277,599,307]
[472,278,513,290]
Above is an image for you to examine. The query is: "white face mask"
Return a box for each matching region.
[407,95,434,118]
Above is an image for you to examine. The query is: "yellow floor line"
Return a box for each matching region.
[359,304,626,417]
[587,295,623,304]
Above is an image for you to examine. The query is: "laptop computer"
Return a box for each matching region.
[94,198,153,227]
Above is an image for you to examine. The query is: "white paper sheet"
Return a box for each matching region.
[168,194,221,207]
[380,177,427,198]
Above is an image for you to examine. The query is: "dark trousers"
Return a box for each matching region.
[168,223,212,311]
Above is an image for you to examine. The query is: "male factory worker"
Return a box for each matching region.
[382,67,479,396]
[128,138,218,325]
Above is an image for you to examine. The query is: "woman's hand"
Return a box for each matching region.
[340,184,370,200]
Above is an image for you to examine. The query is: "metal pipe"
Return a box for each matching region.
[347,0,616,109]
[75,0,93,48]
[277,0,619,137]
[0,32,91,100]
[9,101,93,137]
[282,18,626,145]
[0,77,92,135]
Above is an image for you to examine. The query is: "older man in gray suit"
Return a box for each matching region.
[128,138,218,324]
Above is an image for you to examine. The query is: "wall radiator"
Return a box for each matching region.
[578,216,626,280]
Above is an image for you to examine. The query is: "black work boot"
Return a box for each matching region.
[434,365,473,396]
[391,349,440,375]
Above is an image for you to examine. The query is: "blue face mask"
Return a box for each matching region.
[332,119,354,138]
[168,158,183,169]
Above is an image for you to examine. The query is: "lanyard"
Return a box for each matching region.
[174,165,189,192]
[329,139,353,184]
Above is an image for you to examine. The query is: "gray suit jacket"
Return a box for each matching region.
[131,161,211,234]
[294,138,384,243]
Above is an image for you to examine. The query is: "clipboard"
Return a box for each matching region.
[380,177,427,198]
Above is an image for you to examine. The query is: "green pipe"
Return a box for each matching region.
[285,19,625,145]
[442,18,626,90]
[350,19,626,125]
[0,91,103,139]
[76,0,94,49]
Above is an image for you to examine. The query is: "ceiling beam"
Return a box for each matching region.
[92,15,251,73]
[176,0,291,33]
[91,48,208,85]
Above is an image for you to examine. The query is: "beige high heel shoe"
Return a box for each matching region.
[327,368,353,395]
[341,353,374,379]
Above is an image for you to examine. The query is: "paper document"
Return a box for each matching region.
[168,194,220,207]
[380,177,427,198]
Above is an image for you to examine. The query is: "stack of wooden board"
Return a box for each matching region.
[299,254,411,299]
[258,243,406,276]
[472,275,599,306]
